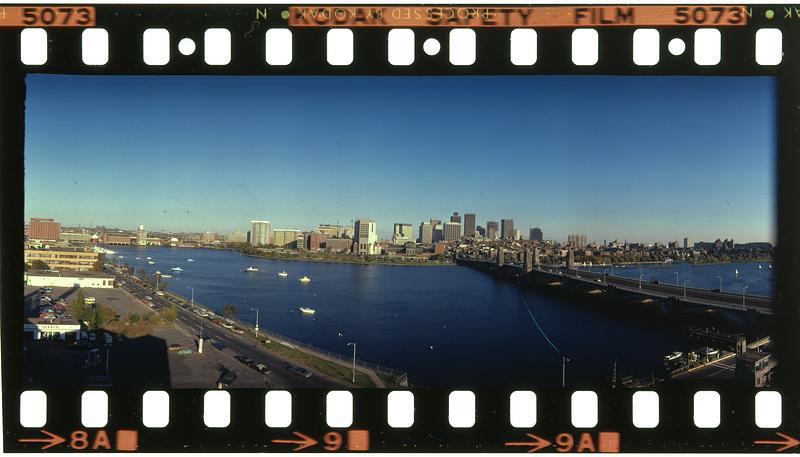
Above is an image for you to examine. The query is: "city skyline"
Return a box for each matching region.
[25,75,776,242]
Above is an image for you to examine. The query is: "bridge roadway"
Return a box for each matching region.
[469,260,774,315]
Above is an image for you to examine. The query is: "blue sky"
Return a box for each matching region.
[25,75,775,243]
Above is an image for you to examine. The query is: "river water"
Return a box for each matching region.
[110,246,773,387]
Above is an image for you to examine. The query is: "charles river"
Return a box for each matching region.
[111,246,774,388]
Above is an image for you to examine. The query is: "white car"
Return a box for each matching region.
[156,291,165,296]
[221,323,233,329]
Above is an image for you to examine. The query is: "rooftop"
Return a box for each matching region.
[736,351,771,363]
[26,270,113,279]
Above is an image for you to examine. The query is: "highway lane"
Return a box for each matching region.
[105,264,344,388]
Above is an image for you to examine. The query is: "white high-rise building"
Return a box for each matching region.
[354,219,377,255]
[250,220,271,246]
[136,224,147,246]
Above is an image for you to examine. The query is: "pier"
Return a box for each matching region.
[457,258,774,315]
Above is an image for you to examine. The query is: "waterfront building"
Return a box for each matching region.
[201,231,217,243]
[512,228,521,240]
[530,227,543,243]
[272,229,302,248]
[450,212,461,224]
[392,223,414,245]
[501,219,514,240]
[28,218,61,242]
[486,221,499,240]
[307,231,325,251]
[497,248,504,266]
[683,237,691,249]
[250,220,271,246]
[317,224,347,239]
[433,242,447,255]
[523,249,533,272]
[296,232,307,250]
[59,232,91,245]
[567,249,575,270]
[404,241,417,255]
[354,219,378,255]
[444,222,461,241]
[419,222,433,244]
[24,248,100,271]
[324,238,353,253]
[463,213,476,237]
[136,224,147,246]
[101,232,135,245]
[226,230,247,243]
[25,269,114,288]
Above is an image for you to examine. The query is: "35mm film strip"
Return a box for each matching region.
[2,2,799,453]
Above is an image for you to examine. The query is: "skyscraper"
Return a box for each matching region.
[450,212,461,223]
[444,222,462,241]
[530,227,543,243]
[250,220,271,246]
[512,228,521,240]
[501,219,514,240]
[354,219,377,255]
[393,223,414,245]
[463,213,476,238]
[136,224,147,246]
[486,221,499,240]
[683,237,691,249]
[432,223,444,242]
[419,222,433,244]
[567,234,587,248]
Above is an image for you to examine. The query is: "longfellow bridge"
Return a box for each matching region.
[457,255,774,315]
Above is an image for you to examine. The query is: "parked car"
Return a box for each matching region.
[168,343,184,352]
[221,323,233,329]
[234,355,253,365]
[145,296,152,300]
[233,328,245,334]
[156,291,165,296]
[88,333,97,342]
[85,297,96,305]
[177,348,193,356]
[287,365,312,378]
[79,330,89,340]
[218,370,237,388]
[253,363,271,374]
[211,341,226,351]
[102,332,113,344]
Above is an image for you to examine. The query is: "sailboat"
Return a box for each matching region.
[758,264,763,269]
[735,268,739,275]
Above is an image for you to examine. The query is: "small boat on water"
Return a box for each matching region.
[171,267,183,272]
[735,269,739,275]
[245,266,259,272]
[769,264,773,269]
[299,276,311,283]
[146,257,152,260]
[299,307,316,314]
[147,261,155,265]
[161,274,172,278]
[277,271,288,277]
[135,257,141,260]
[187,258,195,262]
[758,264,763,269]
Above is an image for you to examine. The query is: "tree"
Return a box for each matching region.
[128,313,140,323]
[92,253,105,271]
[31,260,49,270]
[160,306,176,322]
[223,304,238,319]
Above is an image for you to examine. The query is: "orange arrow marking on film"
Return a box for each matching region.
[18,429,66,450]
[754,432,800,452]
[272,431,318,451]
[505,433,552,452]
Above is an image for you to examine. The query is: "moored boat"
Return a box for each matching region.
[245,266,259,272]
[299,276,311,283]
[299,307,316,314]
[277,271,288,277]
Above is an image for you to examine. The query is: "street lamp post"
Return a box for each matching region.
[674,272,679,286]
[683,280,689,300]
[250,308,259,337]
[347,342,357,383]
[639,269,644,290]
[718,275,722,292]
[187,286,194,311]
[742,285,749,310]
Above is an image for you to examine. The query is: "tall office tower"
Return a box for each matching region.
[450,212,461,223]
[568,233,587,248]
[512,228,521,240]
[444,222,462,241]
[354,219,377,255]
[486,221,499,240]
[432,223,444,242]
[419,222,433,244]
[28,217,61,242]
[250,220,271,246]
[137,224,148,246]
[463,213,476,237]
[683,237,691,249]
[501,219,514,240]
[392,223,414,245]
[226,230,247,243]
[530,227,543,243]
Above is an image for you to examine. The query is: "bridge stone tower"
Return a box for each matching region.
[523,249,533,272]
[534,248,541,266]
[567,249,575,270]
[497,248,504,267]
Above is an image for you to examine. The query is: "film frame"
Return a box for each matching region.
[2,2,800,453]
